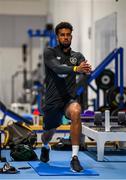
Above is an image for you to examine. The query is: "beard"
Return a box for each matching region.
[59,42,71,49]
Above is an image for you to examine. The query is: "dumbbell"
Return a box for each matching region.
[95,111,126,126]
[118,111,126,125]
[94,111,103,126]
[81,111,103,126]
[82,111,126,126]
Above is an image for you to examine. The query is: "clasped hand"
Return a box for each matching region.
[77,60,92,74]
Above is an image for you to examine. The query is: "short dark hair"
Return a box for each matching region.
[55,22,73,35]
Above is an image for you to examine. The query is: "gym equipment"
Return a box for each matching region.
[82,123,126,161]
[11,70,23,103]
[81,110,126,126]
[81,110,95,123]
[0,107,6,162]
[111,107,126,116]
[94,111,102,126]
[105,110,110,131]
[26,26,57,107]
[0,101,32,125]
[27,26,57,79]
[98,105,112,114]
[11,44,29,103]
[118,111,126,125]
[28,161,99,176]
[82,110,126,161]
[22,44,28,90]
[51,135,86,151]
[0,101,32,162]
[81,111,103,126]
[87,47,124,110]
[95,69,114,90]
[107,86,126,108]
[62,115,69,125]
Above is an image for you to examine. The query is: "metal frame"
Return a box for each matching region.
[87,47,124,109]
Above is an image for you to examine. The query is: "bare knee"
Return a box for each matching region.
[66,102,81,120]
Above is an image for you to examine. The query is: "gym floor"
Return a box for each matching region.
[0,147,126,179]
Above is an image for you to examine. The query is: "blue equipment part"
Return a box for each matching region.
[62,115,69,125]
[0,101,32,125]
[87,47,124,109]
[87,47,123,85]
[27,28,57,48]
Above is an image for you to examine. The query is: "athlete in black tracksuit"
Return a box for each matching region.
[40,22,92,172]
[43,45,85,130]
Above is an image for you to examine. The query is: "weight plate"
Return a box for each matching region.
[98,106,112,115]
[107,86,126,108]
[95,69,114,90]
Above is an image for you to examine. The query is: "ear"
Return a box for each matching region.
[56,35,59,42]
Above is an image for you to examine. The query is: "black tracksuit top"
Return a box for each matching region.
[43,45,85,111]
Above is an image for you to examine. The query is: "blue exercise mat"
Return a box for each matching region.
[28,161,99,176]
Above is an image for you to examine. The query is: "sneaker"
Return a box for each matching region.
[0,162,19,174]
[40,146,50,163]
[70,156,83,172]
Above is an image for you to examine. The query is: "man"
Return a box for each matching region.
[40,22,92,172]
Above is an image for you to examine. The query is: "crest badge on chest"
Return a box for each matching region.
[69,57,77,65]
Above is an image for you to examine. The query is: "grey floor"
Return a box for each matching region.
[0,148,126,180]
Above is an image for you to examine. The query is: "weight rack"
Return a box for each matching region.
[87,47,124,110]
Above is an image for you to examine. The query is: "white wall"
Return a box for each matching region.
[0,0,48,15]
[0,0,48,106]
[0,48,22,104]
[48,0,92,61]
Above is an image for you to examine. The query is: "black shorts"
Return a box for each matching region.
[43,99,77,130]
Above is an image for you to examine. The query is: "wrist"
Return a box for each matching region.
[73,66,78,72]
